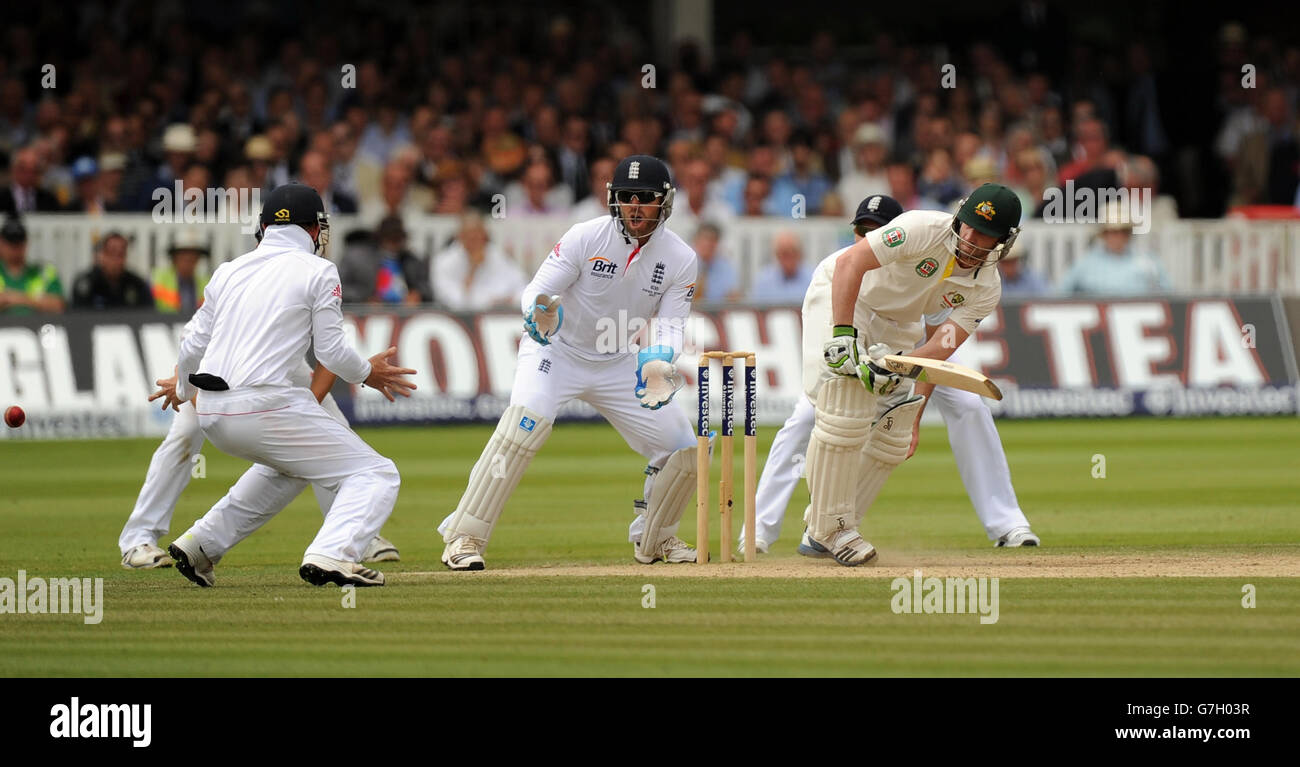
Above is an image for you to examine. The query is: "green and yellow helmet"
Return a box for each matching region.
[948,183,1023,265]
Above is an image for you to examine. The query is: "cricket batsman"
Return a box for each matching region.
[799,182,1022,566]
[437,154,701,570]
[742,194,1038,552]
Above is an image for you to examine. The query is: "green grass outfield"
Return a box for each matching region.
[1,416,1297,676]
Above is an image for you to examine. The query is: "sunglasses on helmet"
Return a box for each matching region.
[614,189,665,205]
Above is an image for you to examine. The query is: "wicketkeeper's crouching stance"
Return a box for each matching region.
[437,155,701,570]
[800,183,1022,566]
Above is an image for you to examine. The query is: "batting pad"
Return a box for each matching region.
[805,377,873,541]
[443,405,553,543]
[853,394,926,527]
[638,445,698,554]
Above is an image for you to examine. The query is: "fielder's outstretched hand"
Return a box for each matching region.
[364,346,418,402]
[148,368,188,412]
[524,294,563,345]
[635,345,685,409]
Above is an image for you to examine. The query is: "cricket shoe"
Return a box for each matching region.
[995,526,1041,548]
[167,534,215,587]
[299,554,385,587]
[362,535,401,563]
[122,542,175,569]
[735,537,771,557]
[634,535,699,564]
[800,529,877,567]
[441,535,486,571]
[796,529,832,559]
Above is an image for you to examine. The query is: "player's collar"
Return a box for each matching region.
[941,254,993,285]
[260,224,316,253]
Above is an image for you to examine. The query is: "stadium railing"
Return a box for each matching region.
[20,213,1300,297]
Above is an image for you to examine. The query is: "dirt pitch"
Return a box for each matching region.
[403,546,1300,579]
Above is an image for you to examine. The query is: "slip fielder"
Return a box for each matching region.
[437,154,701,570]
[157,183,417,587]
[118,354,401,570]
[742,194,1038,552]
[799,183,1025,566]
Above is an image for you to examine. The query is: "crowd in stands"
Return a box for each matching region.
[1,7,1293,314]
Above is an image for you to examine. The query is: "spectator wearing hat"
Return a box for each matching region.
[71,231,153,310]
[152,229,210,314]
[244,134,276,191]
[1059,204,1171,296]
[835,123,891,211]
[65,156,106,214]
[0,216,65,314]
[96,153,132,212]
[0,146,61,213]
[148,123,197,201]
[430,212,527,312]
[339,215,431,305]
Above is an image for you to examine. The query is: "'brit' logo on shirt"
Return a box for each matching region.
[588,255,618,277]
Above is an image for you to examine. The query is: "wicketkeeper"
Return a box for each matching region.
[437,155,701,570]
[799,183,1022,566]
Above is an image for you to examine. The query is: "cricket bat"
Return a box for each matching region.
[880,354,1003,400]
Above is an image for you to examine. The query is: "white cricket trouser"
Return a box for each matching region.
[119,395,347,554]
[748,345,1030,543]
[436,338,697,542]
[189,387,398,562]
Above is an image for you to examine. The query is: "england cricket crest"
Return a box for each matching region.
[883,226,906,248]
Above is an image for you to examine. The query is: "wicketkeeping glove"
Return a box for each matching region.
[823,325,863,377]
[858,342,904,396]
[524,294,563,345]
[635,345,685,409]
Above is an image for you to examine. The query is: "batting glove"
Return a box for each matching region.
[858,342,904,396]
[823,325,863,377]
[635,345,685,409]
[524,294,563,345]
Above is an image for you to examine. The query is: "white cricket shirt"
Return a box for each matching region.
[812,209,1002,336]
[522,215,698,362]
[176,225,372,400]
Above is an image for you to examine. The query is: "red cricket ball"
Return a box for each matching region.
[4,405,24,428]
